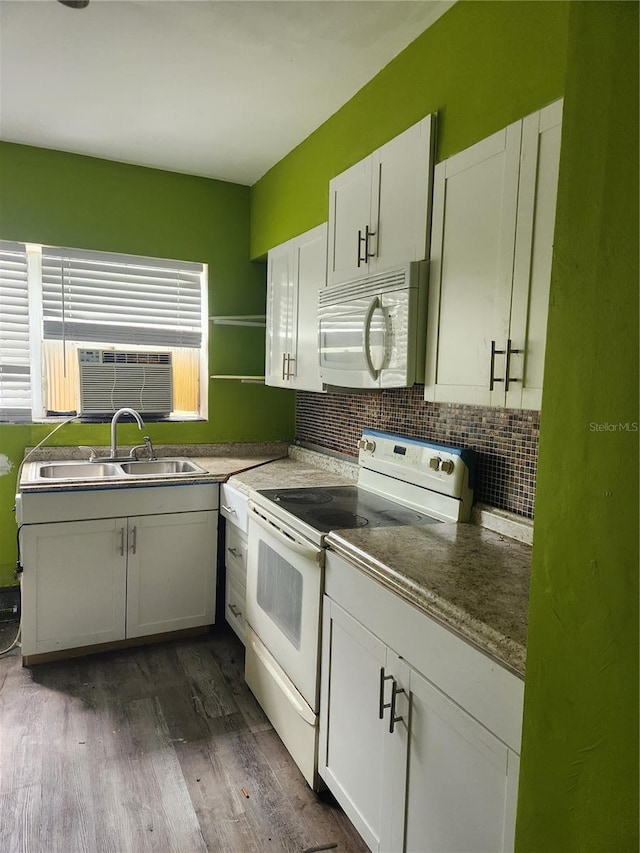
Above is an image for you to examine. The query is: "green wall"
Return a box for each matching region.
[0,143,295,586]
[516,2,639,850]
[250,0,569,258]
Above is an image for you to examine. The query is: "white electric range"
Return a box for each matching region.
[244,429,476,788]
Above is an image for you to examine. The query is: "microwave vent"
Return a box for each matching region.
[78,349,173,415]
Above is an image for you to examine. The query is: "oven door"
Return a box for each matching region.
[246,501,325,711]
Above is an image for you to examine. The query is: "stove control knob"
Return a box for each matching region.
[358,438,376,453]
[441,459,455,475]
[429,457,441,471]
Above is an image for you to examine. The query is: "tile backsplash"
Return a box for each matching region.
[296,387,540,518]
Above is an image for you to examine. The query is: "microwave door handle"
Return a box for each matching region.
[363,296,381,380]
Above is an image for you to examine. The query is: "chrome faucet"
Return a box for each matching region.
[110,407,144,459]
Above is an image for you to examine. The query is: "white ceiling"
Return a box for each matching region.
[0,0,454,185]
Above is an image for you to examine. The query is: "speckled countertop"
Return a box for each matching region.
[325,525,530,677]
[226,446,358,496]
[19,442,290,491]
[229,449,531,677]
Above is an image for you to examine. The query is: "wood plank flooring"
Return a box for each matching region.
[0,624,368,853]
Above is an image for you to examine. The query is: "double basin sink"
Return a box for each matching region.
[31,457,207,485]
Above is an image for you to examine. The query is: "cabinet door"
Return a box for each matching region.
[319,598,400,852]
[507,100,563,409]
[425,122,522,406]
[126,510,217,638]
[372,115,435,273]
[265,240,295,387]
[290,222,326,392]
[327,156,373,285]
[21,518,127,657]
[404,665,517,853]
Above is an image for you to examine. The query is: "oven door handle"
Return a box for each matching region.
[248,501,325,566]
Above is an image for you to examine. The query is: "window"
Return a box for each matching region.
[0,240,208,422]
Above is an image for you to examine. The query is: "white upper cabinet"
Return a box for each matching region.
[424,100,563,409]
[265,222,327,392]
[328,115,436,286]
[265,241,295,388]
[508,103,563,408]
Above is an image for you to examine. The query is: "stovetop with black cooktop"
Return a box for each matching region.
[256,485,441,534]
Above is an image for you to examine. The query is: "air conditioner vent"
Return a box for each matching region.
[78,349,173,416]
[100,351,171,365]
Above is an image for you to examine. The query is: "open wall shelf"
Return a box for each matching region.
[209,315,266,327]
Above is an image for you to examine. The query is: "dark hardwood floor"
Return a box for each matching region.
[0,622,367,853]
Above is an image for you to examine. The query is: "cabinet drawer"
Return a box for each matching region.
[225,524,247,580]
[220,483,249,533]
[225,574,246,644]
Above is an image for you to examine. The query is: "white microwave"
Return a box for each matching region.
[318,261,428,389]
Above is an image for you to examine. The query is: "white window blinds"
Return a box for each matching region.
[0,241,31,417]
[41,247,204,348]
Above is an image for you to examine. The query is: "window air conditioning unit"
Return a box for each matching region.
[78,349,173,416]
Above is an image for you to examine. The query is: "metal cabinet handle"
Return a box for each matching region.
[130,525,137,555]
[119,527,125,557]
[357,229,366,267]
[221,505,236,514]
[364,224,376,259]
[505,339,523,392]
[227,546,241,558]
[229,603,242,618]
[389,679,405,734]
[281,352,288,381]
[489,340,506,391]
[286,354,295,379]
[379,667,393,719]
[358,226,376,267]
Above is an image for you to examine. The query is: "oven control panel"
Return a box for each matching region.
[357,429,476,504]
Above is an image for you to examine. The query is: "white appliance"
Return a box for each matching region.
[317,261,428,389]
[78,349,173,416]
[245,429,475,789]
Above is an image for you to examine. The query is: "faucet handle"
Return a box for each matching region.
[143,436,156,461]
[78,445,99,462]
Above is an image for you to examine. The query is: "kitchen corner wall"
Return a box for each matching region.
[297,390,539,517]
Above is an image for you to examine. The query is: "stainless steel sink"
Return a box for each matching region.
[37,462,121,479]
[120,458,206,476]
[25,457,208,485]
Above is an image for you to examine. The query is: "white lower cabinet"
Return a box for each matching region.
[319,553,522,853]
[220,482,249,644]
[223,522,248,643]
[21,517,128,655]
[320,599,411,852]
[21,505,218,659]
[401,656,520,853]
[126,511,217,638]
